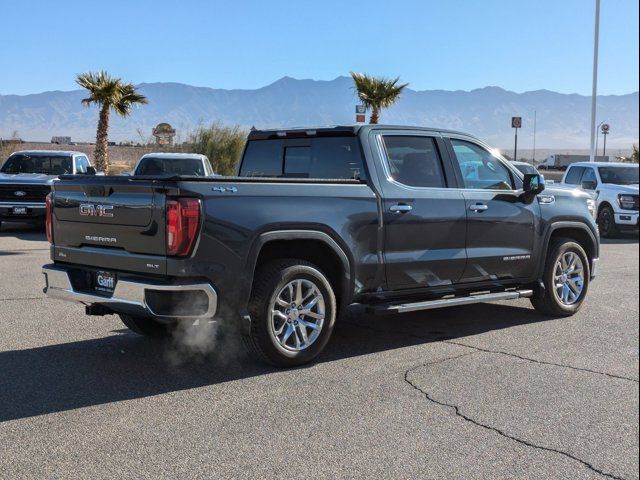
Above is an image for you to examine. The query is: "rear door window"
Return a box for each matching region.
[564,166,585,185]
[381,136,446,188]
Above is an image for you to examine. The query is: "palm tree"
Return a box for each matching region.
[76,71,147,172]
[350,72,408,124]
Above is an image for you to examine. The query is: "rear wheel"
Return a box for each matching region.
[119,313,173,337]
[531,238,590,317]
[245,259,337,367]
[597,204,618,238]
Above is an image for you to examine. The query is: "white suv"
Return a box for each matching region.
[560,162,639,237]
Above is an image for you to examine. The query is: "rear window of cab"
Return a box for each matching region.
[239,137,366,180]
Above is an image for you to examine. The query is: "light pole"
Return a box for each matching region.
[532,110,537,165]
[595,119,606,160]
[589,0,601,162]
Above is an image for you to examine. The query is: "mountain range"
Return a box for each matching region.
[0,76,637,149]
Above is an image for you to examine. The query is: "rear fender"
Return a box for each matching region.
[239,229,353,314]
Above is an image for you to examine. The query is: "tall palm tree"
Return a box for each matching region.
[76,71,147,172]
[350,72,408,124]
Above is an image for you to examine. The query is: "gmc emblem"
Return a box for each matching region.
[79,204,114,218]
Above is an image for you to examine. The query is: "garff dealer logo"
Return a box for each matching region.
[96,273,115,290]
[79,203,114,218]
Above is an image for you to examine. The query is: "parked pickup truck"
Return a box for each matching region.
[132,153,215,177]
[0,150,96,229]
[42,125,600,366]
[559,162,639,237]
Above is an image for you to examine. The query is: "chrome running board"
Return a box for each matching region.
[372,289,534,314]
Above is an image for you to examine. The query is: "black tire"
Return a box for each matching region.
[597,204,618,238]
[244,259,337,367]
[119,313,172,337]
[531,237,590,317]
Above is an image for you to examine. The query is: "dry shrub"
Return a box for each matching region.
[187,123,247,176]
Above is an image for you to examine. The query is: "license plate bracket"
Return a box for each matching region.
[12,207,27,215]
[94,270,117,294]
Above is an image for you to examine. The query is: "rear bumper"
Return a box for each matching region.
[42,264,217,320]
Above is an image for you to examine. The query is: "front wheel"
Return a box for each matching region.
[597,205,618,238]
[531,238,590,317]
[245,259,337,367]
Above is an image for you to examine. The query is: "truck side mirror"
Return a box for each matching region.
[523,173,545,195]
[581,180,597,190]
[86,166,97,176]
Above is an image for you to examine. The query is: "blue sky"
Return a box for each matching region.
[1,0,638,96]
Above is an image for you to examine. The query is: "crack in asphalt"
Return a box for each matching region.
[442,339,639,384]
[342,319,635,478]
[404,357,628,480]
[342,320,639,384]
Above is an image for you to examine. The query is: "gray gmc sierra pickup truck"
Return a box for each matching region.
[42,125,600,366]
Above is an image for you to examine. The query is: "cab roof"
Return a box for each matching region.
[247,124,478,141]
[568,162,637,168]
[139,152,208,160]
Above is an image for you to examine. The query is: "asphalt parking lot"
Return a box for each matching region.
[0,223,638,480]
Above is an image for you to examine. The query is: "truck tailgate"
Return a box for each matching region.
[51,177,173,275]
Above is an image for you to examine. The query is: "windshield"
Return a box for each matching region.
[0,154,72,175]
[598,166,639,185]
[135,157,206,176]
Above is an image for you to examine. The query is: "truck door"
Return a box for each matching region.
[446,137,539,283]
[371,131,468,290]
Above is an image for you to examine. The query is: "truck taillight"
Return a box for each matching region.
[45,193,54,244]
[166,198,201,257]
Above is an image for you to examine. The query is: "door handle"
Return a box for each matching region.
[389,204,412,213]
[469,203,489,212]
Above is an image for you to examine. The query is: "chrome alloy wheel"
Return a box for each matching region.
[553,251,585,305]
[270,279,325,351]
